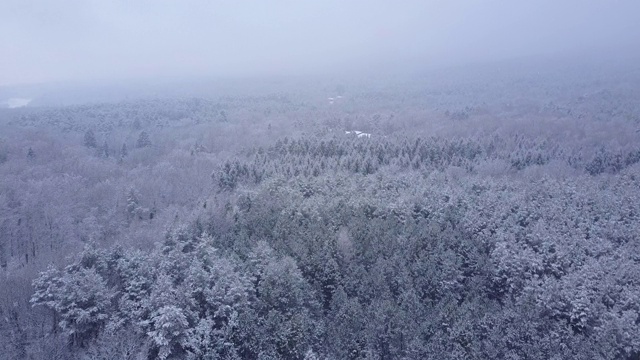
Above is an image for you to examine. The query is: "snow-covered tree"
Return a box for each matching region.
[136,131,151,148]
[84,130,97,148]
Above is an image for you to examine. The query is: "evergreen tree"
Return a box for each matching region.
[136,131,151,148]
[0,141,7,163]
[84,130,97,148]
[31,265,113,347]
[120,142,128,159]
[101,141,109,158]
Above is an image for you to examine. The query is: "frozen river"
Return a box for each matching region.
[4,98,32,108]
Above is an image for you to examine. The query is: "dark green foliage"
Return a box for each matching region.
[0,140,7,164]
[217,160,250,191]
[136,131,151,148]
[83,130,97,148]
[101,141,109,158]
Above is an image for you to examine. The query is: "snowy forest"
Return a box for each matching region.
[2,57,640,359]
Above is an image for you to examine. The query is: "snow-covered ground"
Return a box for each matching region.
[345,130,371,138]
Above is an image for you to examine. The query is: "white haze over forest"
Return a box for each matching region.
[1,0,640,86]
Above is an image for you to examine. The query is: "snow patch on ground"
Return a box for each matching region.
[345,130,371,138]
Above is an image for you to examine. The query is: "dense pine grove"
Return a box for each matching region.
[2,60,640,359]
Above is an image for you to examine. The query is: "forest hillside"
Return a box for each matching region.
[1,59,640,359]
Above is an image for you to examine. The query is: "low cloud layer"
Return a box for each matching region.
[2,0,640,85]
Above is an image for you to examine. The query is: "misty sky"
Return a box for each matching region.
[2,0,640,86]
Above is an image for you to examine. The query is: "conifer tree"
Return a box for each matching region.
[84,130,97,148]
[136,131,151,148]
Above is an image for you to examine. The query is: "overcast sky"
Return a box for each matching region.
[1,0,640,86]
